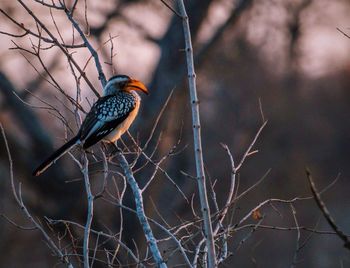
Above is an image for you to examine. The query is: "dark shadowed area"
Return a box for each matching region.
[0,0,349,267]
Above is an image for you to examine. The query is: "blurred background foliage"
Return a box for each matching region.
[0,0,349,267]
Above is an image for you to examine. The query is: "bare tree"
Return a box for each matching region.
[0,1,349,268]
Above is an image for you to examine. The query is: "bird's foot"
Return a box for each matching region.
[104,142,121,160]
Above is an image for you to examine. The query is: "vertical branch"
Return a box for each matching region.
[116,153,166,268]
[176,1,217,267]
[290,203,301,267]
[217,144,237,227]
[82,153,94,268]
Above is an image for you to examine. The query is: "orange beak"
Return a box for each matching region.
[127,79,149,95]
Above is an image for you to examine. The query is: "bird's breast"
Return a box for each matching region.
[103,97,140,143]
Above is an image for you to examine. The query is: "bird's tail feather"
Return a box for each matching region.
[33,136,80,176]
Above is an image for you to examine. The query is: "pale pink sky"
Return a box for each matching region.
[1,0,350,94]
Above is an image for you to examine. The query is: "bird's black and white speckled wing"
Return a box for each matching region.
[79,91,137,148]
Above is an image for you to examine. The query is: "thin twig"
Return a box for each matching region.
[235,120,267,172]
[217,144,237,227]
[306,169,350,250]
[192,238,205,268]
[337,27,350,39]
[0,123,74,267]
[235,196,310,228]
[236,216,264,251]
[103,190,192,267]
[215,144,237,264]
[46,217,144,266]
[160,0,182,18]
[0,7,85,48]
[16,0,100,97]
[63,6,107,87]
[232,223,350,236]
[82,153,94,268]
[290,204,301,268]
[91,232,100,268]
[0,214,36,230]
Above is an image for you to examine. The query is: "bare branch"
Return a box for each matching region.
[46,217,144,266]
[217,144,237,227]
[0,123,74,267]
[0,7,85,48]
[63,6,107,87]
[337,27,350,39]
[16,0,100,97]
[235,120,267,172]
[34,0,65,9]
[236,217,264,251]
[160,0,182,18]
[290,204,301,268]
[233,223,350,236]
[177,1,216,266]
[116,153,167,267]
[81,153,94,268]
[306,169,350,250]
[235,196,309,228]
[0,214,36,230]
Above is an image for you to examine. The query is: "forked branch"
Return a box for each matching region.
[116,153,167,267]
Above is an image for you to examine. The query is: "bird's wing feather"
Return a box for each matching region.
[82,114,131,149]
[79,94,136,149]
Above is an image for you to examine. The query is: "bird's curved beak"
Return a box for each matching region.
[127,79,149,95]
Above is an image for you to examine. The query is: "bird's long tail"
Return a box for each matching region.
[33,136,80,176]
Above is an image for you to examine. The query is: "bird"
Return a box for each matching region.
[33,74,149,176]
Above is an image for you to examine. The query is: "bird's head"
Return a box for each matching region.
[103,75,149,96]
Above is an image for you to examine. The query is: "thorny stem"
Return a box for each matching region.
[177,1,216,267]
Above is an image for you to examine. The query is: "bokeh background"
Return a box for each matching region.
[0,0,349,267]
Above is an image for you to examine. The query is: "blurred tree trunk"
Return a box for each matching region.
[143,0,212,121]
